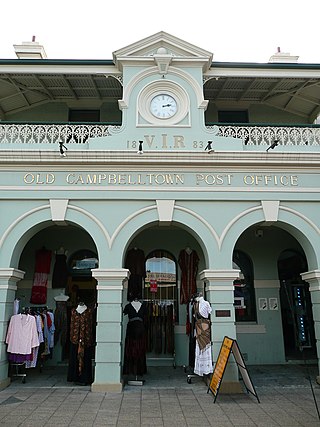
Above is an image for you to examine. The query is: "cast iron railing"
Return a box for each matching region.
[0,123,319,147]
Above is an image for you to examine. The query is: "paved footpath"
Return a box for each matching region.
[0,365,320,426]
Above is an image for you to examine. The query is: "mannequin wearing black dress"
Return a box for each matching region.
[123,300,147,377]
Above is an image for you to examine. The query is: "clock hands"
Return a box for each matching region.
[162,103,172,107]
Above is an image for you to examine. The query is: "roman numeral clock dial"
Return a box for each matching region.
[150,94,177,119]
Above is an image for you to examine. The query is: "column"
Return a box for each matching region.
[199,268,242,393]
[91,268,129,392]
[0,268,25,390]
[301,270,320,382]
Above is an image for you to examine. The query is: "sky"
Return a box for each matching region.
[1,0,320,63]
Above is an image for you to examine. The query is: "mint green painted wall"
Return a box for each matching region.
[0,173,319,373]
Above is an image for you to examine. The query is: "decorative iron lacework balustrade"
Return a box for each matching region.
[0,123,320,146]
[0,123,112,145]
[207,125,320,146]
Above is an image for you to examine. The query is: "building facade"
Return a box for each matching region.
[1,32,320,392]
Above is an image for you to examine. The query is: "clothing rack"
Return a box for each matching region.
[144,300,176,368]
[185,293,202,384]
[8,306,54,382]
[9,362,26,383]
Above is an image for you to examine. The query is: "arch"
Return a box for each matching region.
[219,205,319,270]
[110,203,217,268]
[0,203,110,268]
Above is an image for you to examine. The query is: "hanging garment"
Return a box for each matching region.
[193,297,213,376]
[54,301,68,347]
[30,247,52,304]
[123,302,147,376]
[127,275,143,301]
[25,314,44,369]
[6,314,40,356]
[186,300,196,369]
[67,308,93,384]
[179,249,199,304]
[145,301,174,356]
[125,248,146,277]
[125,248,146,301]
[52,253,68,289]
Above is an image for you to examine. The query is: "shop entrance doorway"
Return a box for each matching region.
[12,225,98,386]
[278,250,316,360]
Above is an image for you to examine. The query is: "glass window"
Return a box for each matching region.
[233,250,256,322]
[144,249,178,315]
[68,249,98,277]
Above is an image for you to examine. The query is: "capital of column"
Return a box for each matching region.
[0,268,25,290]
[301,270,320,291]
[199,269,240,291]
[92,268,130,290]
[199,269,240,281]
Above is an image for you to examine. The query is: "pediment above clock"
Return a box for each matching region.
[113,31,213,71]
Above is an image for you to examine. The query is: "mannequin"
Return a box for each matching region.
[54,293,69,355]
[131,299,142,312]
[76,302,87,314]
[54,293,69,302]
[123,299,147,384]
[67,301,93,385]
[193,295,213,378]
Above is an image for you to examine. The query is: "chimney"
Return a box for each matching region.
[13,36,47,59]
[268,47,299,63]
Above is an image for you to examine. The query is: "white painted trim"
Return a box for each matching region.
[96,286,124,291]
[92,268,130,281]
[0,284,18,291]
[206,285,234,291]
[0,268,25,281]
[2,186,319,194]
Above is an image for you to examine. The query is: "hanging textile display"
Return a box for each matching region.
[6,313,40,363]
[145,301,175,356]
[125,248,146,301]
[179,247,199,304]
[52,247,68,289]
[186,293,198,370]
[30,247,52,304]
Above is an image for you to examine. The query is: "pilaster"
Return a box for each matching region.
[199,268,242,393]
[91,268,129,392]
[0,268,25,390]
[300,270,320,382]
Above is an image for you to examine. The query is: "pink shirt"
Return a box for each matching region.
[6,314,40,354]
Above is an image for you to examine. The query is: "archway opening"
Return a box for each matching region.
[234,223,316,364]
[12,224,98,385]
[122,224,206,383]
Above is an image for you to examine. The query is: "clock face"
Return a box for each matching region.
[150,94,177,119]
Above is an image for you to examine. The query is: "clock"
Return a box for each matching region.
[150,94,177,119]
[137,81,189,126]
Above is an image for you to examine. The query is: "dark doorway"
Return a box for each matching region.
[278,250,316,360]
